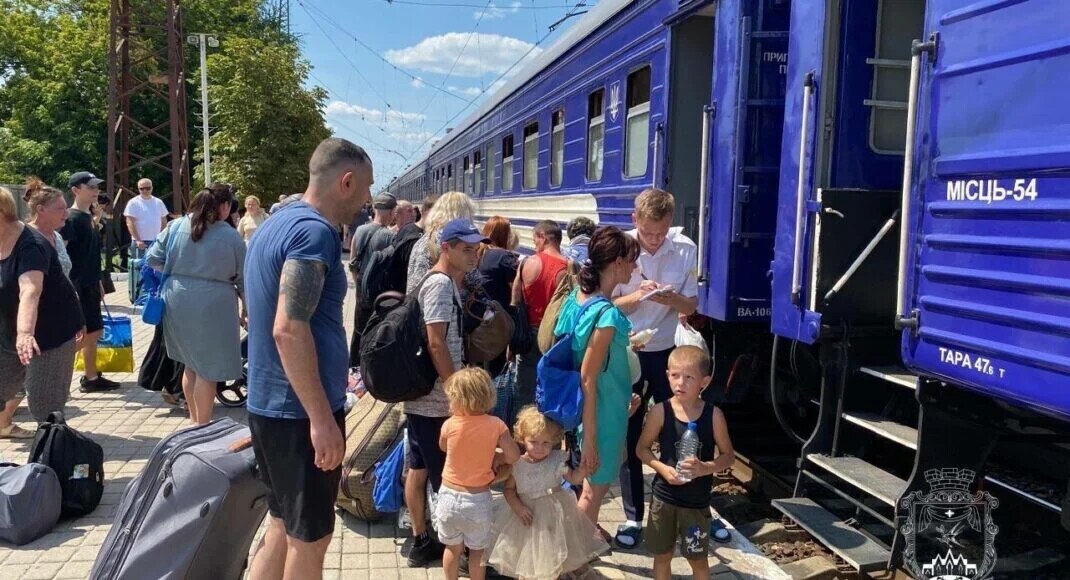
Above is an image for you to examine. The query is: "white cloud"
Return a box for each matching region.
[448,78,510,99]
[387,130,436,146]
[448,85,484,98]
[410,77,425,89]
[479,1,521,20]
[385,32,541,78]
[325,101,426,127]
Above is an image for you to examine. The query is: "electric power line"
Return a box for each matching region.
[410,0,494,122]
[298,0,477,106]
[385,0,584,8]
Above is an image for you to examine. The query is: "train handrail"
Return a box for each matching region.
[697,105,714,286]
[652,122,663,189]
[790,72,816,306]
[895,37,936,332]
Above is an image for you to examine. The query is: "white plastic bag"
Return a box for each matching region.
[675,322,708,352]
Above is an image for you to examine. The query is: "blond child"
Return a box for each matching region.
[637,346,735,580]
[436,368,521,580]
[484,406,609,580]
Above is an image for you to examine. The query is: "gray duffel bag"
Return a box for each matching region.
[0,462,62,545]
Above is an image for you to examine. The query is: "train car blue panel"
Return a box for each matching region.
[901,0,1070,419]
[770,0,825,343]
[702,0,789,322]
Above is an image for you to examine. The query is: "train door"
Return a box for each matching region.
[900,0,1070,417]
[772,0,923,343]
[668,0,789,322]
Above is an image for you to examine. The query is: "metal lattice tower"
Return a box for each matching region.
[106,0,191,214]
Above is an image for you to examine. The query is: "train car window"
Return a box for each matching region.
[624,66,651,178]
[447,163,454,191]
[551,110,564,187]
[587,89,605,182]
[868,0,924,153]
[474,150,483,195]
[487,143,496,195]
[464,156,472,194]
[523,123,539,190]
[503,135,515,192]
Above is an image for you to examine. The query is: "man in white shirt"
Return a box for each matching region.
[611,188,699,549]
[123,178,169,256]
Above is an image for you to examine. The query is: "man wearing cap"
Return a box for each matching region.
[347,192,397,367]
[403,217,487,567]
[61,171,120,392]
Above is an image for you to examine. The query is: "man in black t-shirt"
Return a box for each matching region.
[61,171,120,392]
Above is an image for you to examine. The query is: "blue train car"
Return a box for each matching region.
[769,0,1070,573]
[391,0,790,323]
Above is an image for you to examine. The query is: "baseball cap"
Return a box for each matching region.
[440,218,490,245]
[373,192,398,210]
[68,171,104,188]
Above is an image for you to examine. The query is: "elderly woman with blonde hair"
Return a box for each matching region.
[404,190,477,294]
[0,185,84,438]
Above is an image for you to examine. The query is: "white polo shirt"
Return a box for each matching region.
[613,227,699,352]
[124,195,169,242]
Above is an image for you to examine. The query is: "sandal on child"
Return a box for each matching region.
[709,516,731,544]
[614,523,642,549]
[0,424,35,439]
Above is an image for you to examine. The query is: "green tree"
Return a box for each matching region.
[0,0,328,202]
[193,37,329,200]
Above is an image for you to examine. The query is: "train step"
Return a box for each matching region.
[858,365,917,390]
[806,454,906,507]
[772,497,890,573]
[841,411,918,450]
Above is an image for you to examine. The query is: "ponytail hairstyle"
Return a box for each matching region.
[187,186,233,242]
[578,226,639,294]
[23,176,65,218]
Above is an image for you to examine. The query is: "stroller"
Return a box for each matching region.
[138,325,248,408]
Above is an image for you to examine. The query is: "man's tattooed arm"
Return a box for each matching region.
[279,259,327,321]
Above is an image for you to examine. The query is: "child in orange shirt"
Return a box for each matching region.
[435,368,521,580]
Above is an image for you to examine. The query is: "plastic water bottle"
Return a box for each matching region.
[675,422,701,483]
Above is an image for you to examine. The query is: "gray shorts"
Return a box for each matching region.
[432,487,493,550]
[0,340,77,422]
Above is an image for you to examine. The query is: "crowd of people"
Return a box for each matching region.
[0,137,735,580]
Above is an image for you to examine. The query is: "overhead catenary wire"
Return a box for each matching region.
[398,0,587,164]
[298,0,477,106]
[385,0,584,8]
[410,0,495,123]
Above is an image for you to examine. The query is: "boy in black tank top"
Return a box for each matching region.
[637,345,735,579]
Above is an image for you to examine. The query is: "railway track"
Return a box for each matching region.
[721,442,1069,578]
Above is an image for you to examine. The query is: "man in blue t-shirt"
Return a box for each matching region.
[244,138,373,578]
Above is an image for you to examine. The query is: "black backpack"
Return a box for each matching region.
[29,411,104,518]
[359,273,448,402]
[360,227,423,307]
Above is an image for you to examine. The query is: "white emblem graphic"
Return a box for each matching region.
[609,81,621,122]
[900,468,999,579]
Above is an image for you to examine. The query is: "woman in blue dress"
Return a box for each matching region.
[553,226,640,535]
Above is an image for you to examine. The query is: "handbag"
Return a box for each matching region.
[142,219,182,325]
[491,361,518,426]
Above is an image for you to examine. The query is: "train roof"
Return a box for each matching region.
[423,0,634,160]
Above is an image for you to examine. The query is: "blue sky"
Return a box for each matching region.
[288,0,589,188]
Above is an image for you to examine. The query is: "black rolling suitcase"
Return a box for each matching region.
[89,418,269,580]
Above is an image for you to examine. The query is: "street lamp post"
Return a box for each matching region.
[187,33,219,184]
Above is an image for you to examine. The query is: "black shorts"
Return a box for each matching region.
[249,409,346,542]
[78,283,104,334]
[405,413,447,492]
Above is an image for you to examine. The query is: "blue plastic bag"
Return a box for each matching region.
[372,435,406,514]
[535,296,611,431]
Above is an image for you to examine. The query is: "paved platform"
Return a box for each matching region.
[0,277,787,579]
